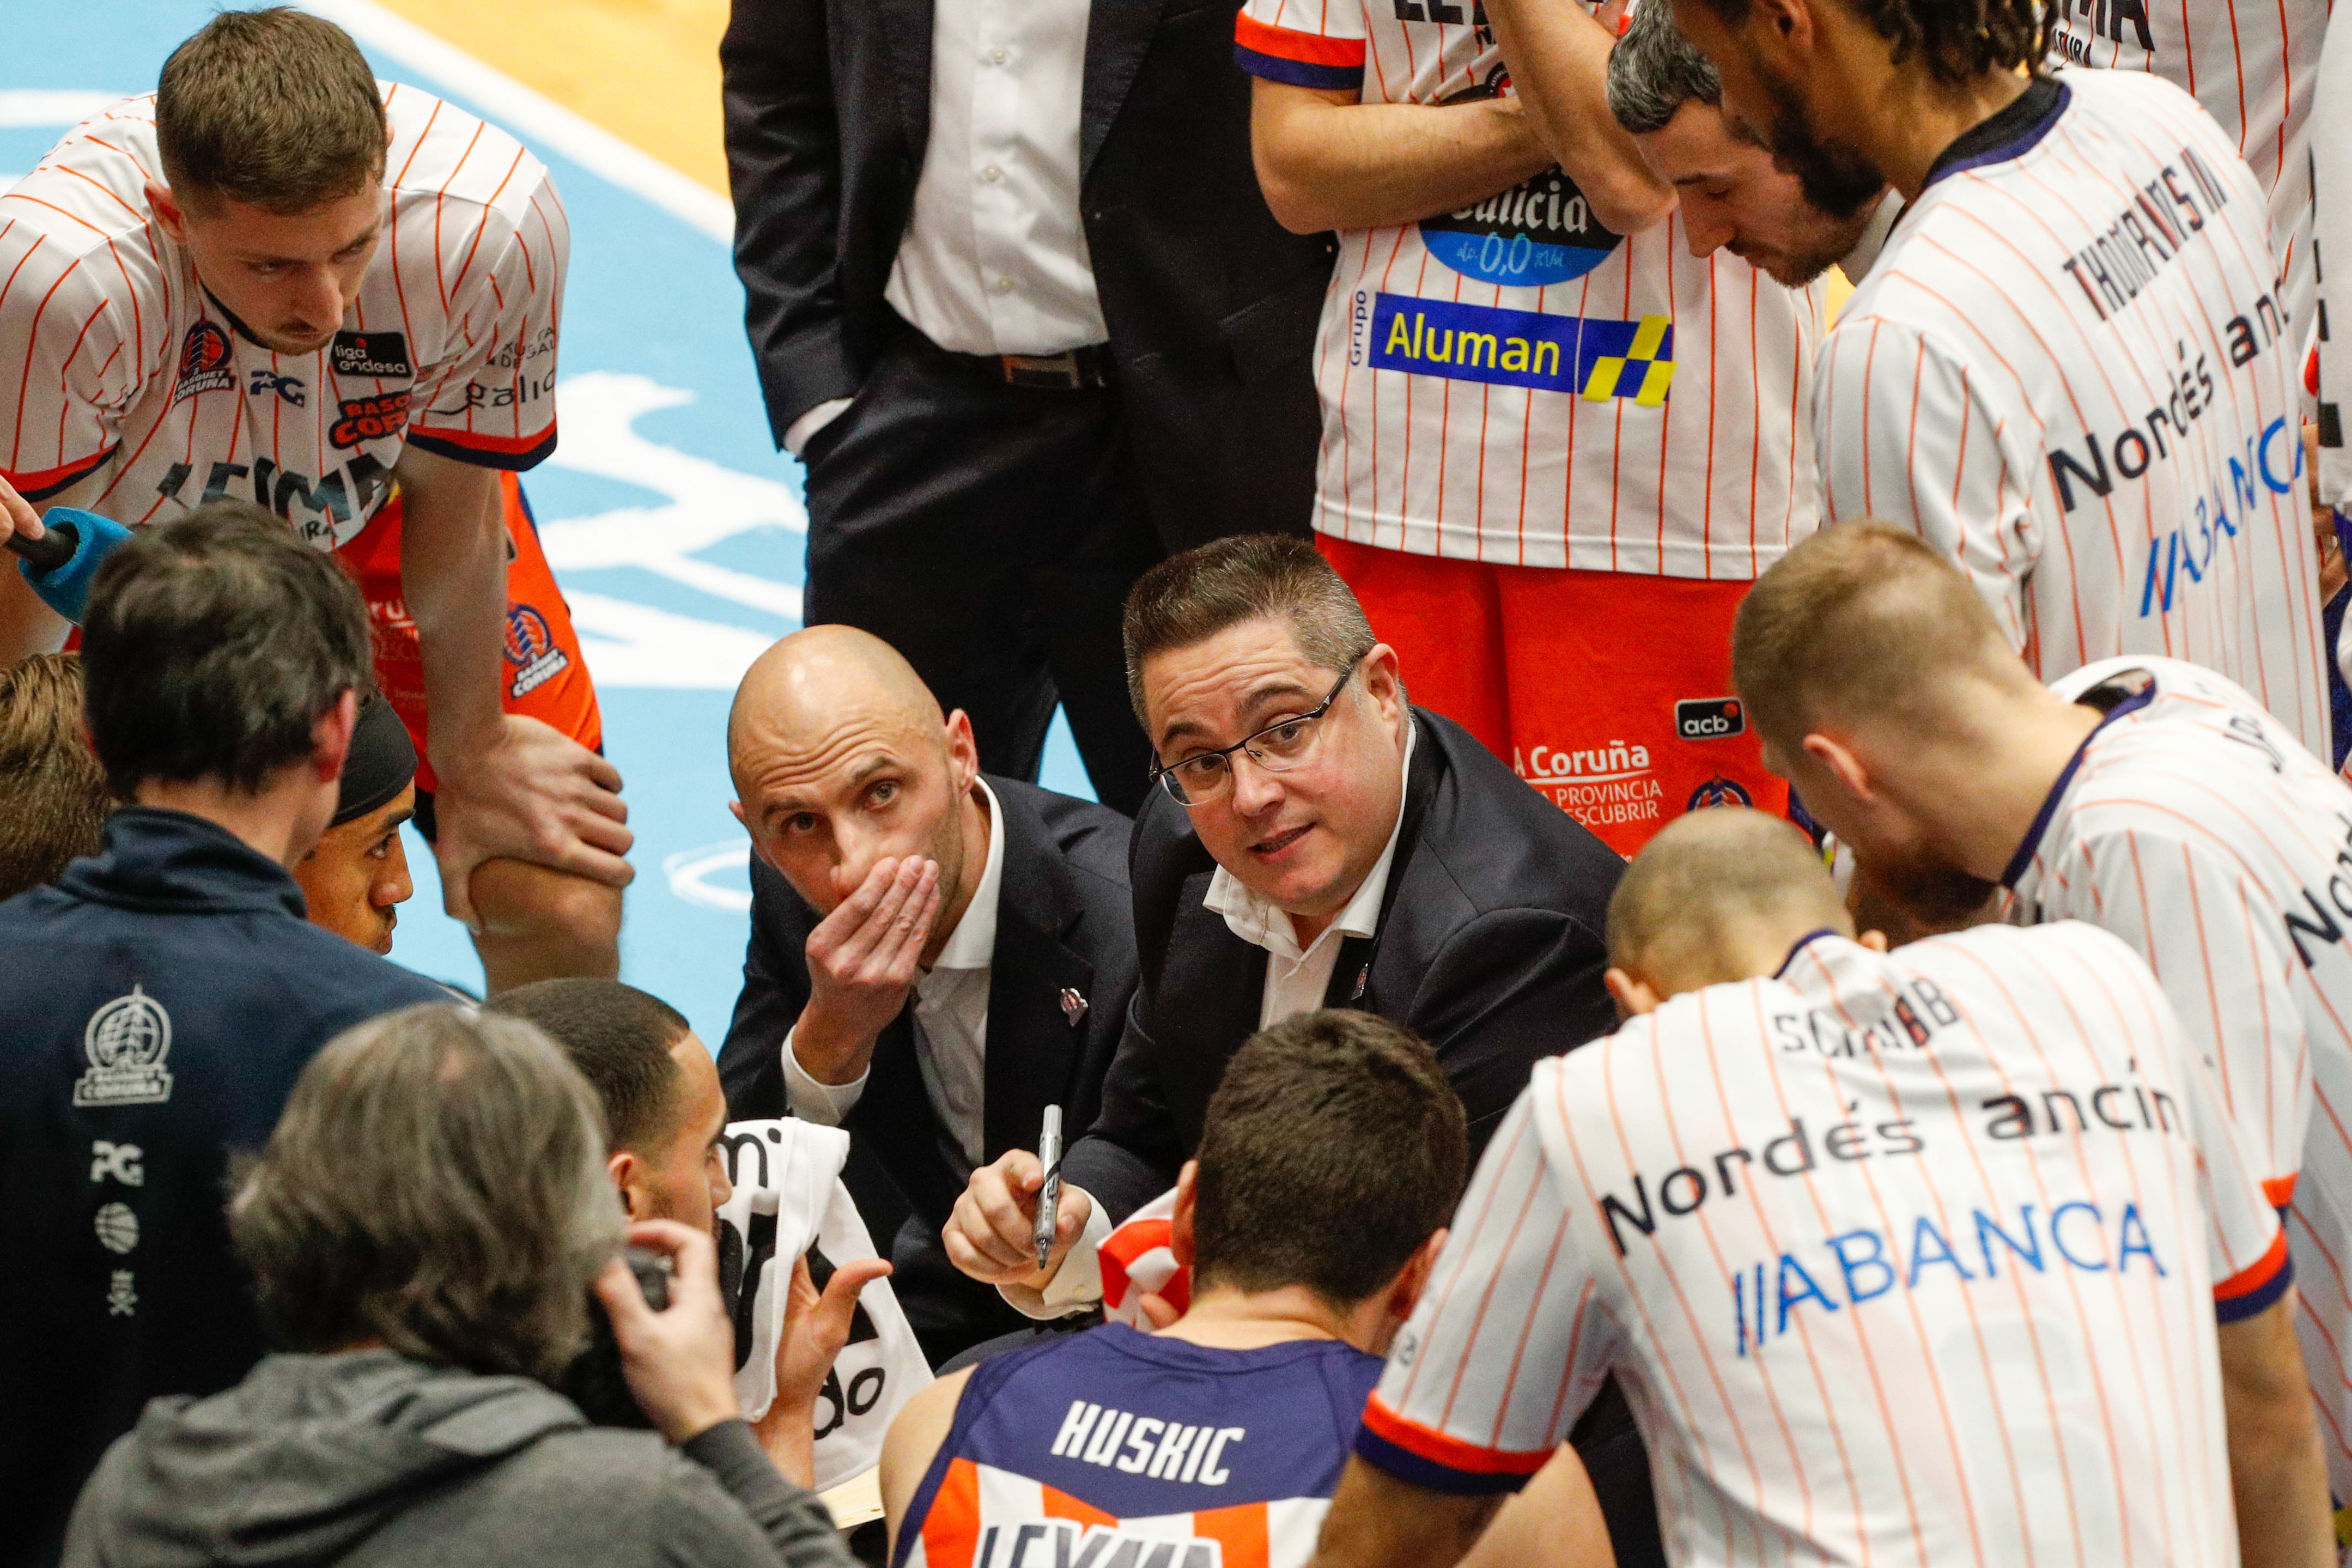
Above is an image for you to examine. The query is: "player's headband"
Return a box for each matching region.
[333,695,418,828]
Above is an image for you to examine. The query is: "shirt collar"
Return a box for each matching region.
[1772,927,1845,980]
[928,778,1004,974]
[1998,670,2159,887]
[1920,76,2068,193]
[1203,718,1417,962]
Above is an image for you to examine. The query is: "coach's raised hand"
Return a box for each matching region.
[944,1148,1093,1292]
[788,854,943,1086]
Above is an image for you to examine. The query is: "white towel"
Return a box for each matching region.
[715,1118,932,1491]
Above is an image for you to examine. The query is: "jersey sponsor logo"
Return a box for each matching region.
[971,1520,1224,1568]
[90,1140,144,1187]
[504,603,572,698]
[2280,810,2352,967]
[330,330,414,380]
[248,369,306,407]
[1420,166,1621,287]
[331,391,412,450]
[2057,145,2233,322]
[1674,697,1745,740]
[1363,293,1674,404]
[72,984,174,1107]
[1730,1195,2172,1356]
[172,322,234,404]
[1049,1400,1245,1485]
[1516,739,1663,830]
[1686,776,1752,810]
[434,370,557,415]
[155,453,393,548]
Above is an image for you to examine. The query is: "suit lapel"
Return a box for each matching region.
[884,0,935,171]
[1081,0,1168,179]
[980,783,1096,1162]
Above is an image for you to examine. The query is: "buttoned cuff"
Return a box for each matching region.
[781,1025,868,1123]
[999,1192,1113,1320]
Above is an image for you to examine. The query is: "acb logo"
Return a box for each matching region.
[1674,697,1746,740]
[504,604,557,667]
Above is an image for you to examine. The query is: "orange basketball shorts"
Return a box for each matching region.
[335,470,603,793]
[1318,533,1785,856]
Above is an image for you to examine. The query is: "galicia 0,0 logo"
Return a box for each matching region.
[1421,166,1622,287]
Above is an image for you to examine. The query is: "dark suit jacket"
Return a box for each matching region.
[719,0,1333,553]
[718,777,1138,1356]
[1063,709,1625,1223]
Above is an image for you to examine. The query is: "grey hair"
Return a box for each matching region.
[1121,534,1379,723]
[230,1004,624,1384]
[1606,1,1723,133]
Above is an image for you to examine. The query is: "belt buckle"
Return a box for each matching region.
[1001,351,1086,390]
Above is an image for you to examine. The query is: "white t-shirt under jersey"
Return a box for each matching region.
[2009,654,2352,1498]
[1361,923,2287,1567]
[0,87,566,542]
[1233,0,1824,578]
[1816,70,2327,762]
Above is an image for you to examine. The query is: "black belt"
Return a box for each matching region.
[977,344,1117,391]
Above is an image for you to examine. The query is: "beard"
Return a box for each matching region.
[1731,233,1855,289]
[1852,851,2003,944]
[1753,54,1885,220]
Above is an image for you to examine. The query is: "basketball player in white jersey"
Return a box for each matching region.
[1730,522,2352,1552]
[2313,9,2352,521]
[1670,0,2332,764]
[0,9,627,987]
[1235,0,1827,855]
[2047,0,2326,351]
[1309,806,2324,1568]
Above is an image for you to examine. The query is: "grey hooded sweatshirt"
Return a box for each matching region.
[61,1351,857,1568]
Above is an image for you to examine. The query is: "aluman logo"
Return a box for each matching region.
[1675,697,1746,741]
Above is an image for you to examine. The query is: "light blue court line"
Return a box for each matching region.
[3,1,1092,1046]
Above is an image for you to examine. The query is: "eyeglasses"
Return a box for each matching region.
[1147,664,1357,805]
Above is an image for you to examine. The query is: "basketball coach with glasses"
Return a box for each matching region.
[719,0,1333,816]
[939,536,1665,1565]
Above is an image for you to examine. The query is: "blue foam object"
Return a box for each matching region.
[17,506,133,624]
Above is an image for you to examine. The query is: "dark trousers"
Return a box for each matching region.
[801,315,1159,817]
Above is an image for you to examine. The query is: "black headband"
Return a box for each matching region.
[333,696,418,828]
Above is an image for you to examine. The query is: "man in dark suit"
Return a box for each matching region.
[715,625,1137,1365]
[719,0,1333,815]
[940,534,1666,1566]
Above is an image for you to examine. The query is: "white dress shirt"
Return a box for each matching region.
[783,0,1111,457]
[783,781,1005,1171]
[1011,720,1419,1317]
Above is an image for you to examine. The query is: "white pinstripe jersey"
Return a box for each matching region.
[2049,0,2327,347]
[0,87,566,546]
[1817,70,2329,762]
[1363,924,2287,1568]
[1233,0,1824,579]
[2009,654,2352,1498]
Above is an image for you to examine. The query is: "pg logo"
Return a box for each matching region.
[1674,697,1746,741]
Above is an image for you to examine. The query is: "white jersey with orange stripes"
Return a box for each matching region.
[0,87,564,543]
[1362,923,2287,1567]
[2048,0,2327,347]
[2008,654,2352,1496]
[1816,69,2329,762]
[1232,0,1825,579]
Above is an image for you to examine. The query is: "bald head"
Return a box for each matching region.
[728,625,945,780]
[1608,809,1849,996]
[1732,523,2038,751]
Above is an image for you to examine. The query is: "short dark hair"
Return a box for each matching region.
[1122,535,1378,722]
[0,653,108,898]
[1608,2,1723,133]
[230,1005,622,1383]
[1681,0,2046,86]
[156,8,388,214]
[1190,1010,1467,1305]
[80,501,373,798]
[488,980,694,1152]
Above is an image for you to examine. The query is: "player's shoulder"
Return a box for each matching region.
[380,82,552,224]
[1913,916,2149,983]
[0,96,164,263]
